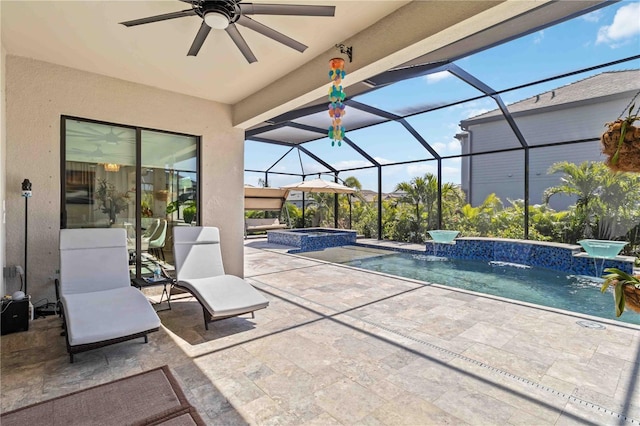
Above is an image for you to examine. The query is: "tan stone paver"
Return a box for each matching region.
[1,240,639,424]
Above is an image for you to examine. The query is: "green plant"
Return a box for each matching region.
[166,199,196,222]
[95,179,130,223]
[609,104,639,166]
[601,267,640,317]
[183,204,197,224]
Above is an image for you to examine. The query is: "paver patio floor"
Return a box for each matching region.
[2,239,639,424]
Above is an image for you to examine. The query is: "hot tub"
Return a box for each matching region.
[267,228,357,253]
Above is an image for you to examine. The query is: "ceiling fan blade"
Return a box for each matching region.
[187,22,212,56]
[225,23,257,64]
[239,3,335,16]
[237,15,307,53]
[120,9,197,27]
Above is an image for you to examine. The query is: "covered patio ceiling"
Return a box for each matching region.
[1,1,609,129]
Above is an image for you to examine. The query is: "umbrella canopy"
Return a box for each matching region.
[281,178,356,194]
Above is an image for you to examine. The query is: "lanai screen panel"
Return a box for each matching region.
[347,120,436,163]
[302,139,375,171]
[404,97,496,158]
[459,2,638,92]
[255,126,325,145]
[293,107,388,132]
[354,70,483,117]
[245,140,294,171]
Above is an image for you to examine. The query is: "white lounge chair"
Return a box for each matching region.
[172,226,269,329]
[58,228,161,363]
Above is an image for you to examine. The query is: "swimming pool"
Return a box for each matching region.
[342,252,640,325]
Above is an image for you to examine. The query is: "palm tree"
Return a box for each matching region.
[395,176,429,222]
[341,176,364,229]
[543,161,604,212]
[396,173,463,230]
[308,192,334,227]
[544,161,640,242]
[343,176,362,191]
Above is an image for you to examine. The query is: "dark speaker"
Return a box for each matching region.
[1,299,29,335]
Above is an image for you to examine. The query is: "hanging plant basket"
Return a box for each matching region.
[621,284,640,314]
[601,268,640,317]
[601,104,640,173]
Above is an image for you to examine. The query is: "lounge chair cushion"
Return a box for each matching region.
[61,286,161,346]
[177,275,269,318]
[173,226,269,322]
[60,228,130,294]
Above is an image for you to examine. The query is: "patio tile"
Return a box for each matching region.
[457,322,519,348]
[313,378,386,424]
[239,394,301,425]
[370,392,467,425]
[2,242,639,425]
[300,412,342,425]
[545,355,621,396]
[461,342,551,382]
[215,371,267,405]
[253,365,341,422]
[413,313,478,340]
[189,381,237,420]
[446,358,565,424]
[385,360,470,402]
[433,387,517,425]
[369,377,406,402]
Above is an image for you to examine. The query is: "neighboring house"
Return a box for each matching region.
[456,70,640,210]
[286,191,317,209]
[359,190,406,203]
[286,189,405,207]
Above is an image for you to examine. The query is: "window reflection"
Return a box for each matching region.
[63,118,198,278]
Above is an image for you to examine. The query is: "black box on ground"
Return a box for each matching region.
[1,299,29,335]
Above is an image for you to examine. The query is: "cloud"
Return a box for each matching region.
[407,163,437,175]
[333,159,375,170]
[429,139,461,155]
[374,156,393,165]
[581,10,603,23]
[403,163,461,184]
[596,3,640,46]
[533,30,544,44]
[456,99,495,120]
[424,71,451,84]
[464,106,492,119]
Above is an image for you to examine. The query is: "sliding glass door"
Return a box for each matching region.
[62,117,199,277]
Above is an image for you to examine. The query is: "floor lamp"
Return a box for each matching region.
[21,179,32,296]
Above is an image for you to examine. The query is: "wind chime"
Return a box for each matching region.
[328,57,346,147]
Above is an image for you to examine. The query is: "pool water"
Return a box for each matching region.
[344,252,640,325]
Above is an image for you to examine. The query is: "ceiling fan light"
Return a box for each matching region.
[204,11,229,30]
[103,163,120,172]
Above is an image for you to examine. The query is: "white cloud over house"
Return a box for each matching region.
[596,2,640,46]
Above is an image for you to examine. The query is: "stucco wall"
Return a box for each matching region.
[5,55,245,303]
[1,46,6,297]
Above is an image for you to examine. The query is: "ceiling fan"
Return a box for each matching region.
[66,126,132,145]
[120,0,335,63]
[68,144,133,161]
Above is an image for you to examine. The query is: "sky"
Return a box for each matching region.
[245,1,640,193]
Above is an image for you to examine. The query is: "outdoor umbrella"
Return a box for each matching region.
[280,178,356,194]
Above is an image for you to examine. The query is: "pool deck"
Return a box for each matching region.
[2,238,639,424]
